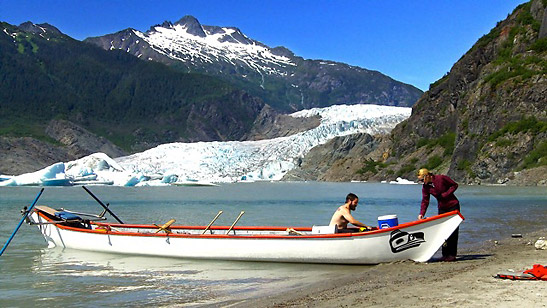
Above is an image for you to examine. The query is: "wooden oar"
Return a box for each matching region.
[0,188,44,257]
[154,219,176,234]
[82,186,124,224]
[226,211,245,235]
[202,211,223,234]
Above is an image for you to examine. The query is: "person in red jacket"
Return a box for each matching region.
[417,168,461,262]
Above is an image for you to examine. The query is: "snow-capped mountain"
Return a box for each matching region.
[139,16,294,78]
[85,16,423,111]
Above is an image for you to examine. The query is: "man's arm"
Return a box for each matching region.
[342,211,367,228]
[419,186,430,219]
[441,176,458,198]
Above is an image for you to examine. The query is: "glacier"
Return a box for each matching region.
[0,104,411,187]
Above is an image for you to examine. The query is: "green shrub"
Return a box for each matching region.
[416,132,455,156]
[495,138,513,147]
[0,123,60,145]
[417,138,430,148]
[488,117,547,142]
[521,141,547,169]
[425,155,443,170]
[460,119,469,131]
[356,159,387,175]
[484,64,536,88]
[475,27,501,50]
[515,3,541,31]
[438,132,456,156]
[531,38,547,52]
[397,164,416,177]
[456,159,476,177]
[456,159,472,171]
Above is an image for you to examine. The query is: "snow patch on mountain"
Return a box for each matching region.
[132,22,295,76]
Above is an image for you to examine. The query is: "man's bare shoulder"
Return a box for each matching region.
[337,205,349,213]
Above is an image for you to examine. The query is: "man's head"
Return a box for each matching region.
[417,168,433,184]
[346,193,359,210]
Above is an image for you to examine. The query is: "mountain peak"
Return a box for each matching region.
[173,15,206,37]
[86,15,423,111]
[18,22,64,37]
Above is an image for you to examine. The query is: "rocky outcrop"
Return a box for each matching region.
[302,0,546,185]
[0,120,128,175]
[244,105,321,140]
[0,137,73,175]
[381,0,547,185]
[283,133,391,181]
[537,2,547,38]
[45,119,127,158]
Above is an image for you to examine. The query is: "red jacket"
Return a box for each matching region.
[420,174,460,216]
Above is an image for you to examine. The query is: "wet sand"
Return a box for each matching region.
[231,229,547,308]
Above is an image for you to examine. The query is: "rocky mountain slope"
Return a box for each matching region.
[0,16,422,176]
[0,21,271,174]
[85,16,423,111]
[297,0,546,185]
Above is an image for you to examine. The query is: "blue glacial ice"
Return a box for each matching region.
[0,104,411,186]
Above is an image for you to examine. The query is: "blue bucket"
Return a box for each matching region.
[378,214,398,229]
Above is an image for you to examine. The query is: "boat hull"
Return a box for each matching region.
[29,211,463,264]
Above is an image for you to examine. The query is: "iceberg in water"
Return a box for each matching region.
[0,162,67,186]
[389,177,418,185]
[64,153,139,186]
[1,104,411,186]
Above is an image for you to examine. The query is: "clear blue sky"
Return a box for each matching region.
[1,0,527,91]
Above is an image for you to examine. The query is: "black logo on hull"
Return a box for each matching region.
[389,230,425,253]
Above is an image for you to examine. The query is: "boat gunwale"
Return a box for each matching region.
[34,210,464,240]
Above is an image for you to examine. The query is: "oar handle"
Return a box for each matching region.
[82,186,124,224]
[202,211,223,234]
[155,219,176,233]
[0,188,44,257]
[226,211,245,235]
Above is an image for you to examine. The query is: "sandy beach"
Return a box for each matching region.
[231,229,547,308]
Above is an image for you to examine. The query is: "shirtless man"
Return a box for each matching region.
[329,193,372,231]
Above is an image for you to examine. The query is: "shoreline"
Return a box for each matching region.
[228,228,547,307]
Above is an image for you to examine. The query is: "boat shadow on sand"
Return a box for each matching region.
[429,254,492,262]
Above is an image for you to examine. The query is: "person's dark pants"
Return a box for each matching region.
[439,204,460,257]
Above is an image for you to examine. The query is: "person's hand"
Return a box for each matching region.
[418,214,424,220]
[359,226,376,232]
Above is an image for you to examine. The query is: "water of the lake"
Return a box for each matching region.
[1,182,545,307]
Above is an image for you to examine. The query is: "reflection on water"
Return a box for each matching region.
[21,247,358,307]
[0,183,545,306]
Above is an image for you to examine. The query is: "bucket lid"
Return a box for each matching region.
[378,214,397,220]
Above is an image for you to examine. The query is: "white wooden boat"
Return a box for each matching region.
[28,205,464,264]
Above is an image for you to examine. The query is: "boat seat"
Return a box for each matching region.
[311,225,338,234]
[34,205,59,217]
[35,205,83,222]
